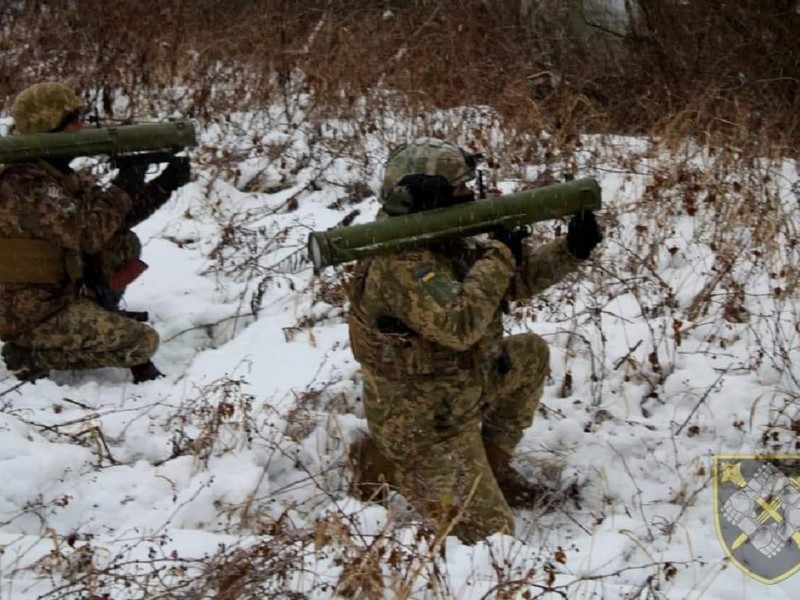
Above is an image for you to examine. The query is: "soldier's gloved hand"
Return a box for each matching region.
[111,162,148,196]
[396,173,455,212]
[566,210,603,260]
[152,156,191,194]
[492,226,530,266]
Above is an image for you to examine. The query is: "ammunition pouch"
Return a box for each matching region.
[347,311,488,378]
[0,238,82,284]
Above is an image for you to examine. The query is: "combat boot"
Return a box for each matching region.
[130,361,164,383]
[483,439,544,509]
[348,435,397,504]
[1,343,49,382]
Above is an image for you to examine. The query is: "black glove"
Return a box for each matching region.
[82,255,122,312]
[111,162,148,197]
[395,173,456,213]
[492,225,530,266]
[566,210,602,260]
[152,156,191,195]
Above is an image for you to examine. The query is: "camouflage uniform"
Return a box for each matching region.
[348,138,585,543]
[0,82,172,377]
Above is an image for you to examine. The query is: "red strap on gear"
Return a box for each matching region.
[108,258,148,292]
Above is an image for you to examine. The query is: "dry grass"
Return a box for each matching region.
[2,2,799,598]
[1,1,798,152]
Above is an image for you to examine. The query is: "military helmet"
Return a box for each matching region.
[12,82,87,134]
[380,137,476,203]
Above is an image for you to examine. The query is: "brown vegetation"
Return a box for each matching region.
[1,1,798,151]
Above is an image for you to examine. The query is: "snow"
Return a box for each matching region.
[0,95,798,598]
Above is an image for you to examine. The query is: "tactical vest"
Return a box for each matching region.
[0,160,83,285]
[0,238,82,284]
[347,259,496,378]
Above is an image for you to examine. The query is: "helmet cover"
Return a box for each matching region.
[12,82,87,134]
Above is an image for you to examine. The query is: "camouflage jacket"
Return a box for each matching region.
[347,235,582,378]
[0,160,132,337]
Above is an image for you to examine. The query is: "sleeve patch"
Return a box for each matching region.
[414,264,458,306]
[414,265,434,281]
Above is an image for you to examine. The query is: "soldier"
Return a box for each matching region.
[0,81,190,382]
[347,138,602,544]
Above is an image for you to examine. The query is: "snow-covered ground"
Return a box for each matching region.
[0,94,798,599]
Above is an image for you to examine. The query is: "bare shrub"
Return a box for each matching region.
[1,1,798,149]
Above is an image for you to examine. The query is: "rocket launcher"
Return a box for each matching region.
[308,176,602,270]
[0,120,197,169]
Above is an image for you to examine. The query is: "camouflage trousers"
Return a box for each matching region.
[362,332,550,544]
[7,297,158,370]
[5,229,157,371]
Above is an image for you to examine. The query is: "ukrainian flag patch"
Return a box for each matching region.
[414,264,457,305]
[415,266,436,282]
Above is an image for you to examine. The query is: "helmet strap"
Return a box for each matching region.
[48,110,82,133]
[477,169,486,199]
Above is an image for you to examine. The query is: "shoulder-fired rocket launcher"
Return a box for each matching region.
[0,120,197,168]
[308,176,602,270]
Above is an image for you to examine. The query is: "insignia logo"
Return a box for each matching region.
[713,455,800,584]
[45,183,62,200]
[413,264,457,306]
[414,265,436,282]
